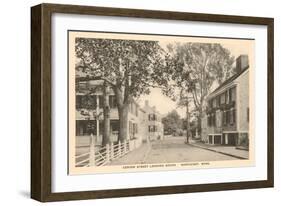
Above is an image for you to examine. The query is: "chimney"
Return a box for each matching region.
[236,55,249,74]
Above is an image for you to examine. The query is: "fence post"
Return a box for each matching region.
[111,142,114,160]
[118,141,121,157]
[124,139,127,153]
[106,144,110,163]
[89,134,96,166]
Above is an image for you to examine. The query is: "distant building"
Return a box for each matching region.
[202,55,249,147]
[143,100,164,141]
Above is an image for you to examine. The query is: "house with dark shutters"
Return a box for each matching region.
[202,55,250,148]
[143,100,164,141]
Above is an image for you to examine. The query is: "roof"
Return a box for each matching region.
[208,66,249,97]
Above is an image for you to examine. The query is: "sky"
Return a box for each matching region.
[138,88,186,118]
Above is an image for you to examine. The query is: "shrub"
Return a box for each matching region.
[239,133,249,149]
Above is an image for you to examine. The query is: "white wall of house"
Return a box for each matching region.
[143,101,164,141]
[236,70,249,132]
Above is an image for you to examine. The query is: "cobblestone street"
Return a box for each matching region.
[107,136,239,166]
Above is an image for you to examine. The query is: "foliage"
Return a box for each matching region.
[75,37,166,141]
[162,110,183,135]
[163,42,235,134]
[76,38,165,104]
[165,42,234,108]
[239,133,249,149]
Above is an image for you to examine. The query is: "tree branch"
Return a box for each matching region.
[76,75,117,87]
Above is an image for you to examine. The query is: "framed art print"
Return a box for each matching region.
[31,3,274,202]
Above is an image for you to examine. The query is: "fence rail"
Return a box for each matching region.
[75,139,134,167]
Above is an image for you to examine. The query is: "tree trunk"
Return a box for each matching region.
[102,81,111,146]
[197,106,202,138]
[118,105,129,142]
[186,102,190,144]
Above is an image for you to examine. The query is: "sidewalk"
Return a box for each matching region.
[106,142,152,165]
[190,142,249,159]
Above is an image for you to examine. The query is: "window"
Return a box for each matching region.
[207,114,214,127]
[148,125,157,132]
[135,124,137,134]
[132,104,138,117]
[211,113,216,126]
[76,120,97,136]
[232,109,236,124]
[229,87,236,102]
[220,92,226,104]
[110,120,119,132]
[229,109,233,124]
[149,114,156,121]
[135,106,139,116]
[226,90,229,104]
[109,95,117,108]
[131,123,138,134]
[223,111,227,125]
[208,100,213,108]
[207,115,211,126]
[76,82,87,91]
[99,95,104,107]
[148,125,152,132]
[212,98,216,108]
[247,108,250,122]
[226,110,230,124]
[129,121,133,134]
[216,96,220,106]
[79,95,97,109]
[229,109,236,125]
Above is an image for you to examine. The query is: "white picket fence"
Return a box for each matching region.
[75,139,136,167]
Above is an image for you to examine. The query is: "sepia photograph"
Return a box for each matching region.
[68,31,255,175]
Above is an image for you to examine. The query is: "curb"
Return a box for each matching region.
[236,146,249,151]
[190,144,248,160]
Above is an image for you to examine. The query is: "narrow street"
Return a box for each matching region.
[107,136,237,166]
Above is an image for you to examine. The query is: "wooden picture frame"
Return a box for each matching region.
[31,3,274,202]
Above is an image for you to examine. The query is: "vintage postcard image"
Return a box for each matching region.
[68,31,255,175]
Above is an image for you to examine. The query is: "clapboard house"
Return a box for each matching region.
[203,55,250,148]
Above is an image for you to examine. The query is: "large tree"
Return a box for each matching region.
[75,38,165,142]
[164,42,235,138]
